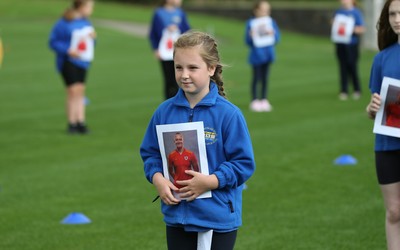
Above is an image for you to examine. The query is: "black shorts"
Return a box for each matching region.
[166,226,237,250]
[375,150,400,184]
[61,60,87,86]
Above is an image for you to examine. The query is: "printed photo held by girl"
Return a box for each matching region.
[140,31,256,250]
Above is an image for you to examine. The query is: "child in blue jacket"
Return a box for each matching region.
[49,0,96,134]
[140,31,255,250]
[245,0,280,112]
[149,0,191,100]
[331,0,365,100]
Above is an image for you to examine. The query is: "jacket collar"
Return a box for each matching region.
[173,81,219,108]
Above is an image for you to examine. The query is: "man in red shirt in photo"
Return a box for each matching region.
[168,132,199,188]
[385,93,400,129]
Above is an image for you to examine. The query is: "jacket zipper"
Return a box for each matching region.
[188,108,194,122]
[228,201,234,213]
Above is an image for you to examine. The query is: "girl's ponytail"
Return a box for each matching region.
[212,64,226,98]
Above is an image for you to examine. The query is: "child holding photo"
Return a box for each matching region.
[140,31,256,249]
[49,0,96,134]
[366,0,400,249]
[331,0,365,100]
[245,0,280,112]
[149,0,191,100]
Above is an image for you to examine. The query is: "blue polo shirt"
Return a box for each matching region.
[369,43,400,151]
[333,7,365,45]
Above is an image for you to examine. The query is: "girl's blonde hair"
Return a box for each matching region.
[174,31,227,98]
[253,0,270,13]
[63,0,93,20]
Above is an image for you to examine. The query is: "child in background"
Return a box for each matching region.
[331,0,365,101]
[149,0,191,100]
[49,0,96,134]
[245,0,280,112]
[366,0,400,249]
[140,31,255,250]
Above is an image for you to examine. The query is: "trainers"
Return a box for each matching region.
[352,92,361,100]
[67,123,78,134]
[250,100,262,112]
[260,99,272,112]
[77,122,89,134]
[339,93,348,101]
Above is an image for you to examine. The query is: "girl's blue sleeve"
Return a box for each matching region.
[369,54,382,94]
[245,21,253,47]
[273,19,280,44]
[180,11,191,33]
[213,110,256,189]
[149,12,162,50]
[48,20,70,55]
[140,113,164,183]
[355,9,365,26]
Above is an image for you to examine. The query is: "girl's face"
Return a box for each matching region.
[174,46,216,101]
[79,1,94,17]
[166,0,182,8]
[340,0,354,8]
[254,2,270,17]
[389,0,400,35]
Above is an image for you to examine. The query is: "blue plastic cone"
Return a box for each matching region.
[334,155,357,165]
[84,97,90,106]
[61,212,91,224]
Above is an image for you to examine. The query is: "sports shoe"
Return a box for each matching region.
[250,100,262,112]
[67,123,78,134]
[260,99,272,112]
[339,93,348,101]
[352,92,361,100]
[77,122,89,134]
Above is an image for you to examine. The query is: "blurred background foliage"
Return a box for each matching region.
[97,0,338,7]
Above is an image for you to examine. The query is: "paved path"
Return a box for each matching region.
[94,19,148,38]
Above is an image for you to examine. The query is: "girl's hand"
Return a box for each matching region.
[154,50,161,60]
[249,30,254,37]
[152,172,180,205]
[167,24,178,32]
[68,49,80,58]
[354,26,366,35]
[177,171,219,202]
[89,30,96,39]
[366,93,381,119]
[267,29,275,35]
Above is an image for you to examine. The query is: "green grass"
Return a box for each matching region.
[0,0,384,249]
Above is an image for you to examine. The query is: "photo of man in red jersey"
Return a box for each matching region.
[167,132,199,188]
[385,92,400,129]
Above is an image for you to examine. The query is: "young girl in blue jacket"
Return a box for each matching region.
[140,31,256,250]
[332,0,365,101]
[49,0,96,134]
[366,1,400,248]
[149,0,191,100]
[245,0,280,112]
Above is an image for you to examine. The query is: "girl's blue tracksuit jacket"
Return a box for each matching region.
[48,17,93,72]
[140,82,256,232]
[333,7,364,45]
[245,17,280,66]
[149,7,190,51]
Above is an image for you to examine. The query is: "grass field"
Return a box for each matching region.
[0,0,385,249]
